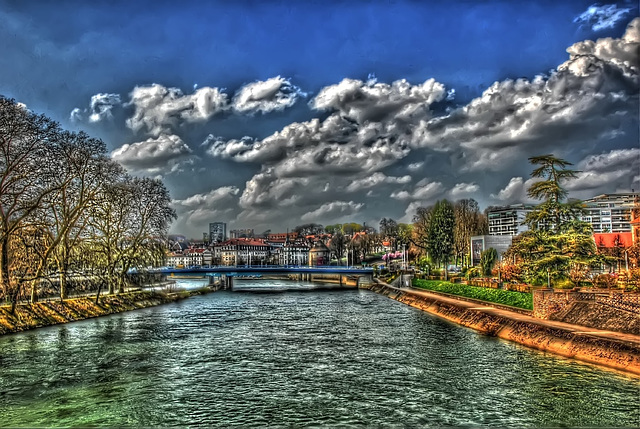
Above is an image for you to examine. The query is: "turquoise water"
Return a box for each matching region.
[0,280,638,427]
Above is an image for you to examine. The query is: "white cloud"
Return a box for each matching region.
[232,76,306,115]
[568,148,640,193]
[70,93,121,123]
[300,201,364,222]
[201,22,638,228]
[490,177,540,204]
[574,4,634,32]
[345,172,411,192]
[126,84,229,136]
[111,134,192,174]
[449,182,479,198]
[310,77,446,124]
[390,190,412,200]
[407,162,424,171]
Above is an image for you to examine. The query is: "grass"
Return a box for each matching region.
[412,279,533,310]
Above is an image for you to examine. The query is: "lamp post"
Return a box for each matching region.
[624,248,629,272]
[402,243,406,271]
[547,267,551,289]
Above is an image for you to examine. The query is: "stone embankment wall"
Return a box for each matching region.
[0,288,215,336]
[364,282,640,375]
[534,289,640,335]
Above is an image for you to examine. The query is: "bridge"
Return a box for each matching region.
[150,266,375,290]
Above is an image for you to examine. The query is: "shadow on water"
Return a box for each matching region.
[232,285,357,294]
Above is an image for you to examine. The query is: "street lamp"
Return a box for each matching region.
[624,248,629,272]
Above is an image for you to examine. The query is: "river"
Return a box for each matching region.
[0,279,638,427]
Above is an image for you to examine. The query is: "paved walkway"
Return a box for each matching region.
[389,283,640,346]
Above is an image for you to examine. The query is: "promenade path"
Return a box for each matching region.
[388,282,640,347]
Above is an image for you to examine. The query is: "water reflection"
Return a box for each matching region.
[0,280,638,427]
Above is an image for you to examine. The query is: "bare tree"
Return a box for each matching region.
[0,98,61,311]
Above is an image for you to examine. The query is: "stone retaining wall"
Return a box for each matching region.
[364,282,640,375]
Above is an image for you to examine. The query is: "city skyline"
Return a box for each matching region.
[1,1,638,237]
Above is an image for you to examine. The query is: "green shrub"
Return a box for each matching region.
[412,279,533,310]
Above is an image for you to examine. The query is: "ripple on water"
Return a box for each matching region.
[0,282,639,427]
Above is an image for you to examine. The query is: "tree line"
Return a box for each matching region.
[0,97,176,312]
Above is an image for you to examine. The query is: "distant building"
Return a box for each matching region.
[166,248,212,267]
[230,228,254,239]
[267,232,299,242]
[209,222,227,243]
[213,239,270,266]
[470,235,513,266]
[581,193,638,233]
[487,204,534,236]
[280,243,310,265]
[309,241,330,266]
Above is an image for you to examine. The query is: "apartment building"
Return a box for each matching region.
[581,193,639,233]
[487,204,534,236]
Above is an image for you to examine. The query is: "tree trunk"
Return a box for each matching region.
[444,258,448,281]
[0,238,10,306]
[30,279,39,303]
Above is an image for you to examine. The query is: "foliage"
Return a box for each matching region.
[427,200,455,272]
[412,279,533,310]
[503,155,598,286]
[293,223,324,236]
[0,97,176,308]
[453,199,486,267]
[499,263,523,283]
[504,221,597,285]
[523,155,583,231]
[592,273,618,289]
[480,248,497,276]
[329,230,348,265]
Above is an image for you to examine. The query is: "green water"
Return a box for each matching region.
[0,280,638,427]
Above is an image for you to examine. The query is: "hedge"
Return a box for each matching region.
[412,279,533,310]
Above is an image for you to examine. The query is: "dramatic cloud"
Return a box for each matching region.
[300,201,364,222]
[568,147,640,193]
[208,77,449,223]
[490,177,539,204]
[111,133,192,174]
[232,76,306,115]
[126,84,229,135]
[411,18,640,171]
[172,186,240,232]
[574,4,634,32]
[310,77,446,124]
[449,182,479,198]
[391,180,444,201]
[70,93,121,123]
[345,172,411,192]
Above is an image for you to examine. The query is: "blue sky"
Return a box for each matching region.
[1,0,638,236]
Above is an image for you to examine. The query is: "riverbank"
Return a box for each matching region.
[365,281,640,376]
[0,287,217,336]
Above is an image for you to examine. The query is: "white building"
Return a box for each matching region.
[213,239,271,266]
[279,243,310,265]
[166,248,212,267]
[581,193,638,233]
[487,204,534,236]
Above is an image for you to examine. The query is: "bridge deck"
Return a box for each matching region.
[153,266,374,275]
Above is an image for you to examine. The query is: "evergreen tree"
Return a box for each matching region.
[524,154,583,230]
[427,200,455,279]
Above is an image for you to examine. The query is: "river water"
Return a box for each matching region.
[0,279,638,427]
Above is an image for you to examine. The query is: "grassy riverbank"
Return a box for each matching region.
[0,288,212,336]
[412,279,533,310]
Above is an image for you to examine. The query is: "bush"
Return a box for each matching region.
[412,279,533,310]
[592,273,618,289]
[552,278,575,289]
